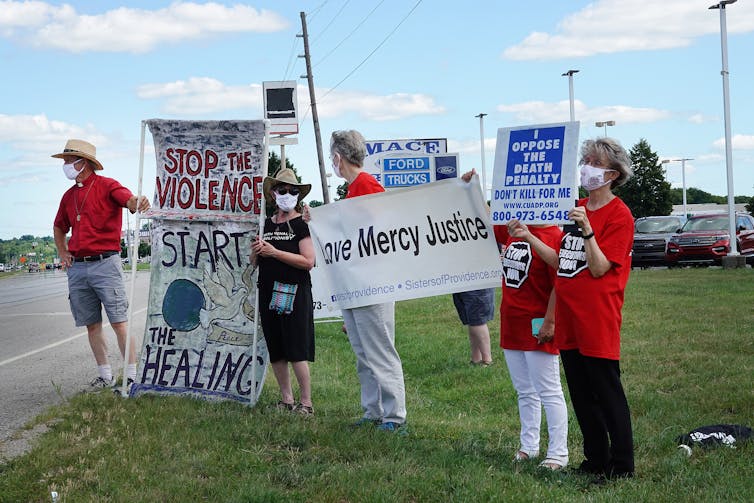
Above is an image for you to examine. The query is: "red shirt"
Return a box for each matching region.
[346,171,384,198]
[554,197,634,360]
[495,225,560,354]
[54,173,133,256]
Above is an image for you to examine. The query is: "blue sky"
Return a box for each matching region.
[2,0,754,239]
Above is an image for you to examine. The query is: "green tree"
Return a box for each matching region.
[138,241,151,258]
[615,138,672,218]
[267,150,294,176]
[335,182,349,200]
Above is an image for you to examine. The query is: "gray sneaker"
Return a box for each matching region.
[89,376,115,388]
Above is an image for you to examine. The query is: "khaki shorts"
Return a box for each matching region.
[67,254,128,326]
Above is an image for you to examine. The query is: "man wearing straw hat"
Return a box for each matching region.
[52,139,150,389]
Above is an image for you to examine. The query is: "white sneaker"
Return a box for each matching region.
[89,376,115,388]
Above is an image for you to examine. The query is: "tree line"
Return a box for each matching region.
[4,146,753,264]
[614,138,753,218]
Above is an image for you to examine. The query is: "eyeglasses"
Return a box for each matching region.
[275,187,300,196]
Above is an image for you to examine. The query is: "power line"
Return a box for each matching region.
[319,0,423,101]
[307,1,329,22]
[281,35,300,82]
[314,0,386,68]
[311,0,351,44]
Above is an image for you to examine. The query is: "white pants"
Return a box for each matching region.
[504,349,569,465]
[342,302,406,424]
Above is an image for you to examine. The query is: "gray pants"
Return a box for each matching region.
[342,302,406,424]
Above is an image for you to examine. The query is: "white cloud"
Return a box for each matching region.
[317,90,445,121]
[496,99,671,125]
[137,78,263,115]
[713,134,754,150]
[688,113,717,124]
[138,79,446,120]
[502,0,754,61]
[697,153,724,163]
[0,1,288,53]
[0,173,44,188]
[0,113,106,163]
[448,138,496,156]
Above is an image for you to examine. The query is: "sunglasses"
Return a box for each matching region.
[275,187,300,196]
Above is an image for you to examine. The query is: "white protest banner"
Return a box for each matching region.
[308,176,502,310]
[364,138,447,183]
[132,119,268,405]
[490,122,580,225]
[311,265,341,320]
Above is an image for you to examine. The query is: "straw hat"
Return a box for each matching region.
[51,139,104,170]
[263,168,311,201]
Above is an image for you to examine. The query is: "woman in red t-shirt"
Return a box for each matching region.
[508,137,635,481]
[495,224,569,471]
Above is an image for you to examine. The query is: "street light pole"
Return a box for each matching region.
[709,0,738,257]
[662,158,693,217]
[561,70,579,122]
[595,120,615,137]
[475,113,488,199]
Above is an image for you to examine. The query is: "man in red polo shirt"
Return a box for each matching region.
[52,139,150,388]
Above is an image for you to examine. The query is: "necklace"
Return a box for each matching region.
[74,178,96,222]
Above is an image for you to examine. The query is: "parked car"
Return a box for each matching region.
[0,263,5,272]
[632,215,686,268]
[665,212,754,266]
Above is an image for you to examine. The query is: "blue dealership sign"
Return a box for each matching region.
[379,152,460,189]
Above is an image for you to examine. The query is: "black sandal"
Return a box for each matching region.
[276,400,295,411]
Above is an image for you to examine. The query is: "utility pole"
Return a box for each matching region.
[562,69,579,122]
[474,113,488,200]
[298,11,330,204]
[710,0,739,262]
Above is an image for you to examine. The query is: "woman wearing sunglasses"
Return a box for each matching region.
[252,168,316,415]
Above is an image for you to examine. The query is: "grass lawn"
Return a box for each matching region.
[1,268,753,502]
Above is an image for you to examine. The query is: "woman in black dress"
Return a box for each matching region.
[252,168,316,415]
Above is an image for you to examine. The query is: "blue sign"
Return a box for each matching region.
[505,126,565,186]
[384,172,430,187]
[434,156,457,180]
[383,157,430,172]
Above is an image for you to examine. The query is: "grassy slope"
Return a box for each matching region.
[1,268,753,502]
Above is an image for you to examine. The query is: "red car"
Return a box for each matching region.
[665,212,754,266]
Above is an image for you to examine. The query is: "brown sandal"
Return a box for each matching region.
[294,403,314,416]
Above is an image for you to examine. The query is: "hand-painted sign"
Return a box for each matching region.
[132,120,268,405]
[308,176,501,310]
[490,122,580,225]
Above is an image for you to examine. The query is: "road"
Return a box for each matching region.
[0,268,150,454]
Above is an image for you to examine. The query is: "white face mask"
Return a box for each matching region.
[331,153,342,178]
[580,164,615,192]
[63,158,84,180]
[275,193,299,212]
